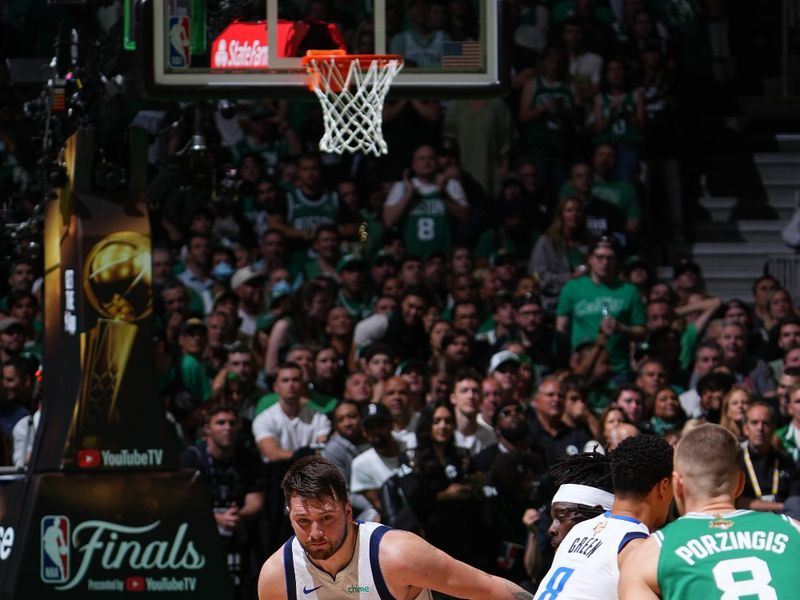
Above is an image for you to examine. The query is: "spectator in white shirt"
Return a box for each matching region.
[251,362,330,462]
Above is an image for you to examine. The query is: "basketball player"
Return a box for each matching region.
[546,452,615,549]
[258,456,534,600]
[534,435,673,599]
[619,424,800,599]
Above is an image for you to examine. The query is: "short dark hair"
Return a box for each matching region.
[8,289,37,310]
[276,361,303,375]
[695,339,722,356]
[513,293,542,310]
[614,384,644,402]
[314,224,339,239]
[784,367,800,378]
[609,434,673,498]
[752,274,778,294]
[282,456,348,506]
[697,371,735,395]
[202,400,239,424]
[440,328,472,352]
[777,316,800,334]
[402,285,430,304]
[453,368,482,386]
[562,374,588,398]
[2,356,36,380]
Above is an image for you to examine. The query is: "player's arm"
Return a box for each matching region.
[257,548,288,600]
[381,529,533,600]
[618,535,661,600]
[735,496,784,512]
[384,177,416,227]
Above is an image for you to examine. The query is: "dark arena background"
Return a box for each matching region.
[1,1,799,599]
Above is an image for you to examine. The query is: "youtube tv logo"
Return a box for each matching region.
[126,576,145,592]
[77,449,101,468]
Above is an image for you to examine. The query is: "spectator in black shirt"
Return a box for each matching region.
[528,378,592,469]
[180,401,265,598]
[736,402,800,518]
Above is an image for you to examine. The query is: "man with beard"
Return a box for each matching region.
[350,403,405,515]
[473,398,534,473]
[258,456,535,600]
[322,400,375,520]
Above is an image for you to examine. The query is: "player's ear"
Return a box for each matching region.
[672,471,684,498]
[659,476,672,498]
[345,500,353,521]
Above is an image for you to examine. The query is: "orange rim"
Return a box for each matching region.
[302,50,403,93]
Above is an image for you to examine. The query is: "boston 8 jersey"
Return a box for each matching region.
[535,512,649,600]
[283,521,432,600]
[655,509,800,600]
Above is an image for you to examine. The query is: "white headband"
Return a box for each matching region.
[552,484,614,510]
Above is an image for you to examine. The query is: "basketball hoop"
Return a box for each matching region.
[303,50,403,156]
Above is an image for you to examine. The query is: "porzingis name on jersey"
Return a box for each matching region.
[674,530,789,566]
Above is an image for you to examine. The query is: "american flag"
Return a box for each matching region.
[441,40,482,70]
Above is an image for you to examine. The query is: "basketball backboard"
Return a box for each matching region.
[141,0,507,99]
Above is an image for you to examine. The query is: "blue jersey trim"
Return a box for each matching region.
[618,531,649,553]
[604,511,642,524]
[369,525,397,600]
[284,537,297,600]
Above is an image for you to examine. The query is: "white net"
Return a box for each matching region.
[304,55,403,156]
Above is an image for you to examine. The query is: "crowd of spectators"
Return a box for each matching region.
[1,1,798,598]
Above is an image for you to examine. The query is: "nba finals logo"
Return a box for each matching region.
[41,516,70,584]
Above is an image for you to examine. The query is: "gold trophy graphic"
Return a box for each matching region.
[67,231,152,455]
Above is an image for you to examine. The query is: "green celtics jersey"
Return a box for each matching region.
[402,186,452,259]
[286,188,339,234]
[655,509,800,600]
[524,77,574,159]
[595,92,642,144]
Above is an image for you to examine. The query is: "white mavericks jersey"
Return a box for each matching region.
[534,512,649,600]
[283,521,433,600]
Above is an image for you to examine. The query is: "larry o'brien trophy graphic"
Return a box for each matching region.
[0,128,232,598]
[67,230,150,460]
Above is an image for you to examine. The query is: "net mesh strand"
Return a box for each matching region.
[305,56,403,156]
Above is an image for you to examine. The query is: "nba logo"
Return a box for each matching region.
[41,516,70,584]
[168,16,191,69]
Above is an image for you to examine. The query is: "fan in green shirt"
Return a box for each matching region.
[556,236,646,375]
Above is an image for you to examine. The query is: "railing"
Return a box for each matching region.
[767,253,800,299]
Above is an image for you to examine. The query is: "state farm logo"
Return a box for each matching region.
[77,449,164,468]
[40,517,206,591]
